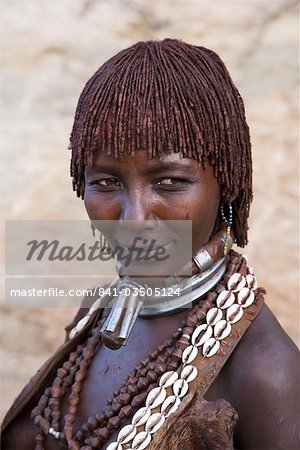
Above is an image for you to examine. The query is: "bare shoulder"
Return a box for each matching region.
[234,303,299,372]
[225,304,300,449]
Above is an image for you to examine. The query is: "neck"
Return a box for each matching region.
[100,256,228,349]
[68,228,233,349]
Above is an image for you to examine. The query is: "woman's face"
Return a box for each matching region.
[84,150,220,261]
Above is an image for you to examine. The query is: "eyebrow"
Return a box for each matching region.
[142,161,193,175]
[89,161,194,176]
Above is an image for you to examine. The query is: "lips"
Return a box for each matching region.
[110,239,174,267]
[114,240,173,251]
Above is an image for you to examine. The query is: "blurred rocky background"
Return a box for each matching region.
[0,0,299,421]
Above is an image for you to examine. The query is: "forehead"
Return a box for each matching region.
[86,148,218,184]
[91,148,202,169]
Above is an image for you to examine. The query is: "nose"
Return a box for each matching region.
[120,191,153,222]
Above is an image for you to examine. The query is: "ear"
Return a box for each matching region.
[220,195,236,204]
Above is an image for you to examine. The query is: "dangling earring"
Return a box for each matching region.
[90,223,111,254]
[220,202,233,255]
[100,233,111,253]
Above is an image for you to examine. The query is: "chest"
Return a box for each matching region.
[4,311,231,450]
[73,318,171,421]
[62,314,186,447]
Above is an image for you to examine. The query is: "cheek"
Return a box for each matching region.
[189,189,220,248]
[84,191,98,220]
[84,190,121,220]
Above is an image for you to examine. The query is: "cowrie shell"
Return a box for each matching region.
[132,406,151,427]
[132,431,151,450]
[246,274,257,289]
[69,315,90,338]
[117,424,137,444]
[181,365,198,383]
[226,304,243,324]
[216,290,235,309]
[161,395,181,417]
[238,287,255,308]
[145,413,165,434]
[191,324,212,347]
[48,427,60,439]
[214,320,232,340]
[106,443,122,450]
[227,273,246,292]
[173,378,189,398]
[203,337,220,357]
[159,371,178,388]
[206,307,223,326]
[145,386,167,409]
[182,345,198,364]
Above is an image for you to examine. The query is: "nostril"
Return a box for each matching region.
[120,196,153,222]
[118,219,157,232]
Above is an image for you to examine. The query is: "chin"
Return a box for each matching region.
[118,258,191,285]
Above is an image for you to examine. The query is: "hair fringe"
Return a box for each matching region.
[69,38,252,247]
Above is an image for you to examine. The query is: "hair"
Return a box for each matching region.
[69,38,252,247]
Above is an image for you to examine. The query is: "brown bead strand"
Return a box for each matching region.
[50,344,86,432]
[33,251,242,450]
[34,432,45,450]
[164,251,241,372]
[89,342,174,448]
[92,253,243,446]
[64,327,104,447]
[62,314,110,447]
[80,336,178,448]
[38,352,85,442]
[84,254,240,448]
[31,345,84,439]
[34,346,94,450]
[33,310,108,450]
[165,300,216,369]
[122,253,235,443]
[31,387,51,426]
[32,389,53,450]
[83,329,184,447]
[83,260,235,450]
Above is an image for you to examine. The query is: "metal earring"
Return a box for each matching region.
[220,203,233,255]
[91,223,96,237]
[100,233,111,253]
[90,223,111,254]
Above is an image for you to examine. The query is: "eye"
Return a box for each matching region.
[156,177,191,187]
[89,177,121,188]
[97,178,121,187]
[157,178,174,185]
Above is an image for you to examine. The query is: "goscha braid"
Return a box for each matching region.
[69,39,252,246]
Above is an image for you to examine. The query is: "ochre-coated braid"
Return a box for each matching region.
[70,40,252,248]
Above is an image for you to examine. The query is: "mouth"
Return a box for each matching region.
[111,240,174,264]
[113,240,173,251]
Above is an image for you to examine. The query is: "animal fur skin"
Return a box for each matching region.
[150,392,238,450]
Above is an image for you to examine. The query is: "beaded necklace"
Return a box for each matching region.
[106,254,258,449]
[31,251,254,450]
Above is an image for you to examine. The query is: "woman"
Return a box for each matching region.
[1,39,299,450]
